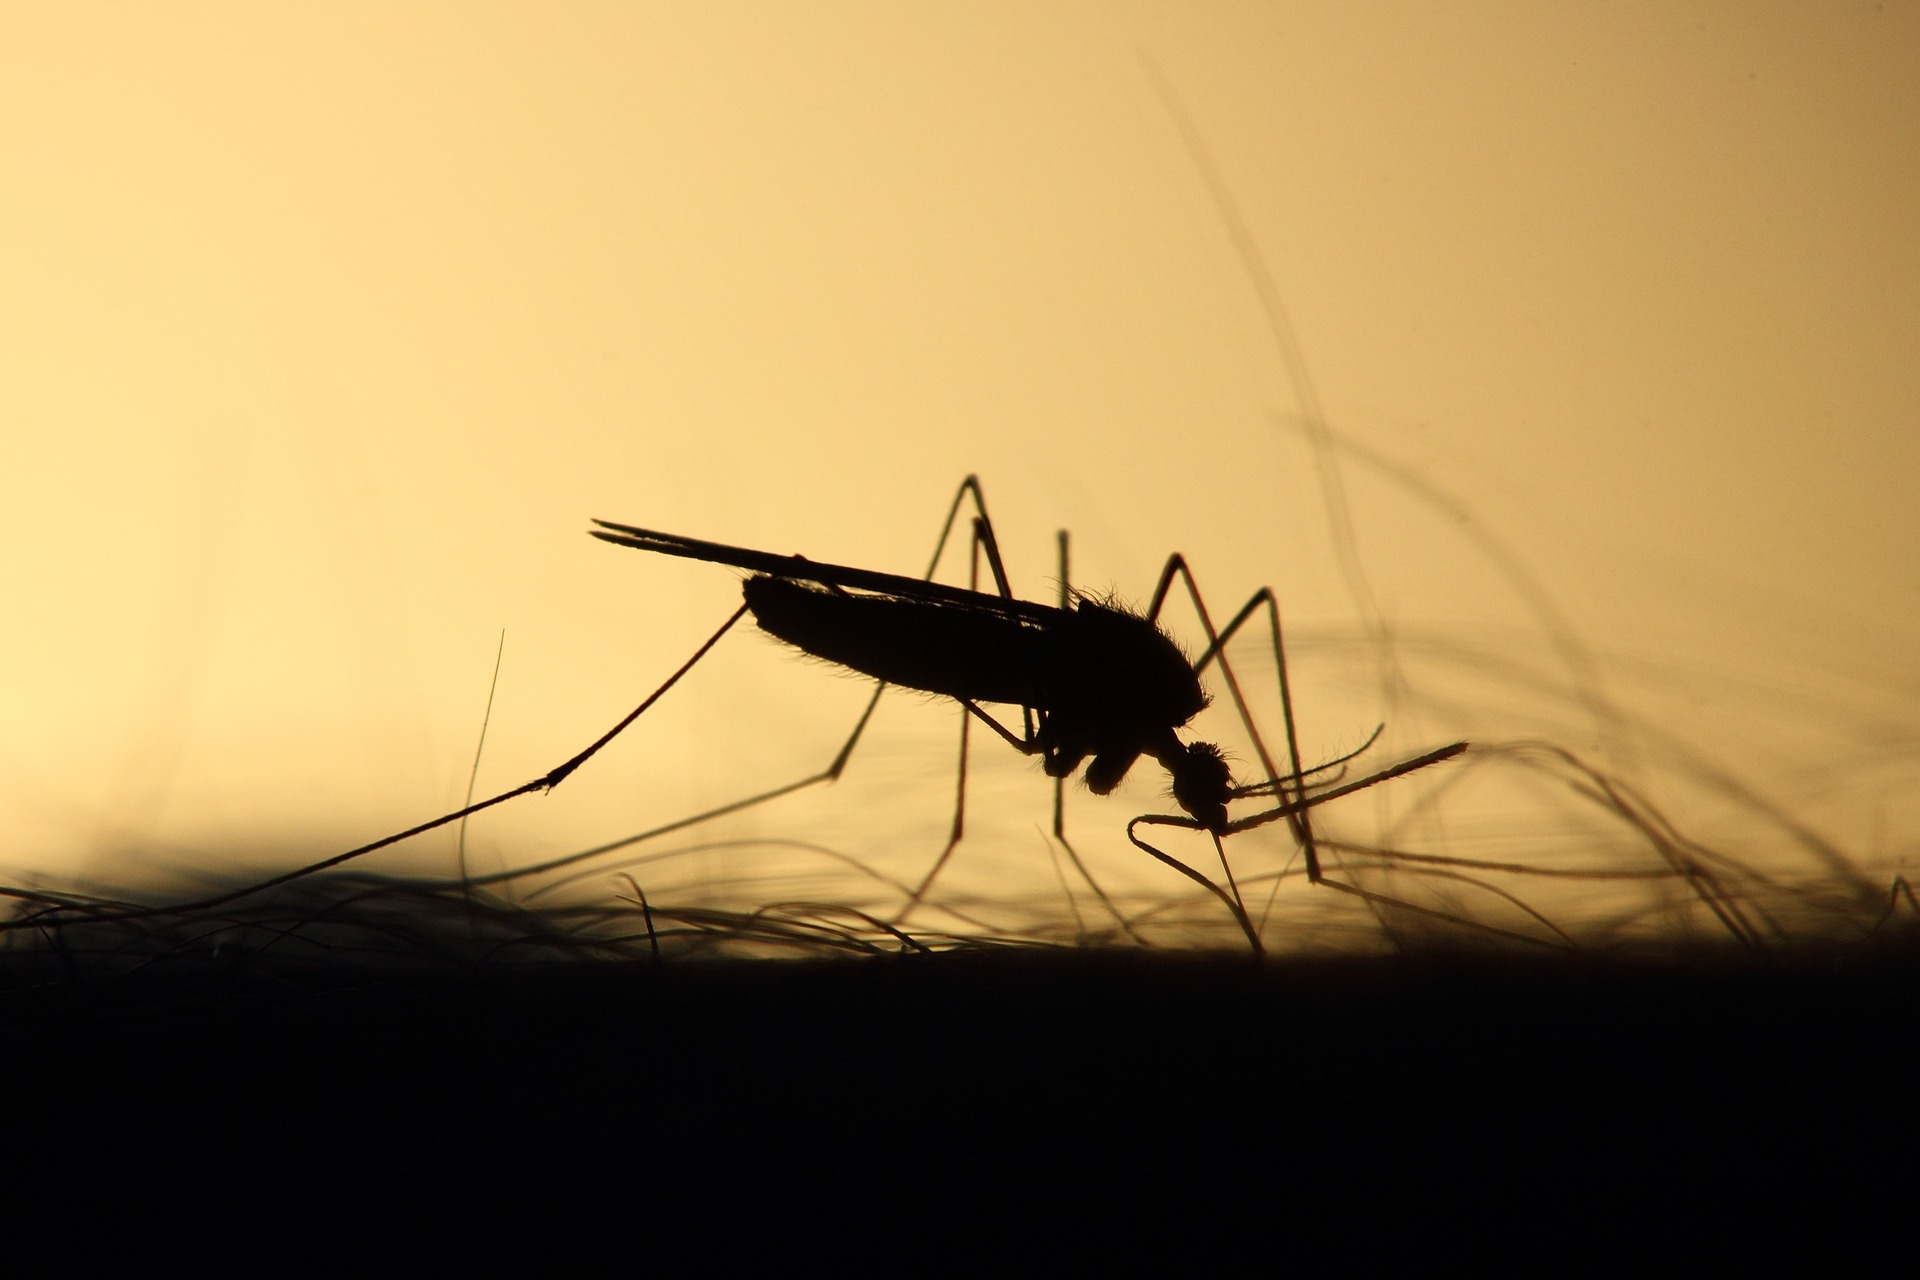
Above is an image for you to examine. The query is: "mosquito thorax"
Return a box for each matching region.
[1053,598,1209,729]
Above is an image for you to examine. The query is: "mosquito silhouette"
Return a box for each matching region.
[582,476,1466,951]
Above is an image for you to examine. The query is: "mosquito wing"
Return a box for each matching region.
[590,519,1058,624]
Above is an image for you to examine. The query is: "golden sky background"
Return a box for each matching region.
[3,4,1915,932]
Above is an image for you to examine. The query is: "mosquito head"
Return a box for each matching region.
[1157,739,1231,835]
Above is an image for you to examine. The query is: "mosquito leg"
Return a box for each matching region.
[949,692,1141,935]
[893,485,1016,928]
[1044,526,1145,944]
[943,476,1034,746]
[924,475,992,579]
[541,604,750,789]
[1223,742,1468,837]
[1218,742,1573,950]
[899,484,1144,939]
[959,701,1037,752]
[904,509,1145,941]
[1128,817,1263,955]
[807,475,1015,805]
[1211,832,1256,947]
[896,703,972,925]
[1146,557,1320,881]
[3,603,758,934]
[1124,743,1474,951]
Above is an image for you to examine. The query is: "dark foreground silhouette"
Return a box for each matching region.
[2,881,1912,1263]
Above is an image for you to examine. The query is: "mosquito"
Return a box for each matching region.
[584,476,1466,952]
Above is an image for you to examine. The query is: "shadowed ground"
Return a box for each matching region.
[3,887,1912,1261]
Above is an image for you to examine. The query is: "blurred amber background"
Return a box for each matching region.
[2,4,1914,938]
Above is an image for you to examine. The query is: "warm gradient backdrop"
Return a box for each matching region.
[3,4,1914,942]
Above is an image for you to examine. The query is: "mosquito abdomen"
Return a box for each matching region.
[743,575,1046,707]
